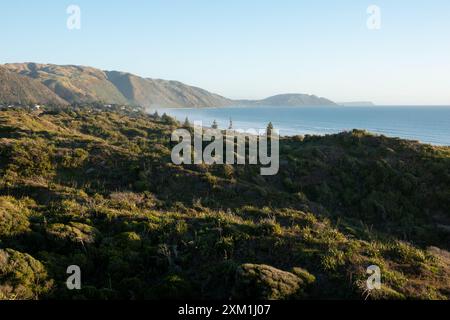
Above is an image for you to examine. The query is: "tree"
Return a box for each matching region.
[183,117,191,128]
[266,122,274,136]
[161,113,176,125]
[212,120,219,129]
[228,119,233,130]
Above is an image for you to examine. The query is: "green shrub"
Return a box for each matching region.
[46,222,98,246]
[0,249,53,300]
[61,148,89,169]
[147,274,193,299]
[258,218,283,236]
[232,264,306,300]
[6,138,55,178]
[292,267,316,285]
[0,197,32,238]
[113,232,142,250]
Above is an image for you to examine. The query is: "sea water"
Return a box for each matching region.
[152,106,450,146]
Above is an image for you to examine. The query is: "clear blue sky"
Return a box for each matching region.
[1,0,449,105]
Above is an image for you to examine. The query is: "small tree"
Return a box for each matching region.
[228,119,233,130]
[266,122,274,136]
[183,117,191,128]
[161,113,177,125]
[212,120,219,129]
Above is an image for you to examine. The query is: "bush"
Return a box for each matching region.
[147,274,193,299]
[0,197,32,238]
[113,232,142,250]
[292,267,316,285]
[5,138,55,178]
[0,249,53,300]
[232,264,306,300]
[61,148,89,169]
[46,222,99,246]
[109,192,147,210]
[258,218,283,236]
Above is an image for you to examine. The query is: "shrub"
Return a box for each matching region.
[113,232,142,250]
[61,148,89,169]
[147,274,193,299]
[46,222,98,246]
[0,249,53,300]
[291,267,316,285]
[109,192,146,210]
[6,138,55,178]
[387,241,427,264]
[258,218,283,236]
[232,264,306,300]
[0,197,32,238]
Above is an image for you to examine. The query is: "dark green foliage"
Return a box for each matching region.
[0,197,32,238]
[3,138,55,180]
[60,148,89,169]
[46,222,99,247]
[0,249,53,300]
[0,107,449,300]
[233,264,311,300]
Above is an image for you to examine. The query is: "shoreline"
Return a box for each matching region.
[151,106,450,147]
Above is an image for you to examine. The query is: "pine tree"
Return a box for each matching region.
[266,122,274,136]
[161,113,176,125]
[228,119,233,130]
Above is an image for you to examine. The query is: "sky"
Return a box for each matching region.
[1,0,450,105]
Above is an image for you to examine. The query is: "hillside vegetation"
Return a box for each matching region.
[3,63,233,108]
[0,66,67,106]
[2,63,336,108]
[0,106,449,300]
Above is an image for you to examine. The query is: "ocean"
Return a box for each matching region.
[151,106,450,146]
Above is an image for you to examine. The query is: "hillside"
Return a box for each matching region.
[2,63,338,108]
[106,71,233,108]
[0,66,67,105]
[237,94,336,106]
[3,63,233,108]
[0,106,449,300]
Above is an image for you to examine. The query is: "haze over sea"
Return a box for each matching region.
[154,106,450,146]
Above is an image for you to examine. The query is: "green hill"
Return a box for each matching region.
[106,71,233,108]
[4,63,130,105]
[0,106,449,300]
[4,63,233,108]
[0,66,67,105]
[2,63,337,108]
[237,93,336,106]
